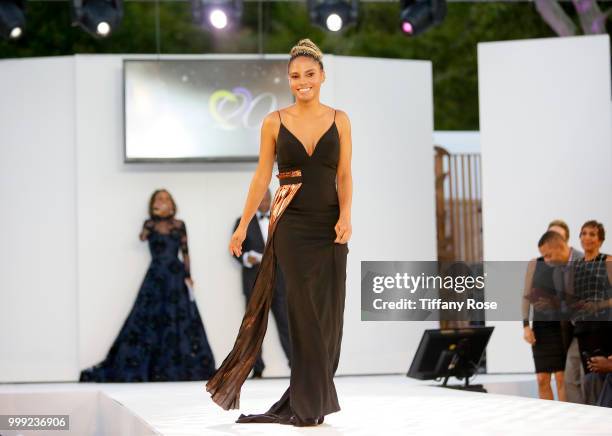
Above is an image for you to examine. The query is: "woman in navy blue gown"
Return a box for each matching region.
[80,189,216,382]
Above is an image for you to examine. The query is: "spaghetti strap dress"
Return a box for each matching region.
[205,108,348,423]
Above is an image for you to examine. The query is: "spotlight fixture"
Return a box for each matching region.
[400,0,446,37]
[192,0,243,31]
[308,0,358,32]
[71,0,123,38]
[0,0,25,41]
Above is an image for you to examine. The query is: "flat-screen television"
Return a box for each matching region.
[123,58,293,162]
[407,327,494,381]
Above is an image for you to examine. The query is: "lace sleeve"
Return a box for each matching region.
[179,220,191,278]
[139,219,155,241]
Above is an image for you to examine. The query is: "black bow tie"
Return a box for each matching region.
[258,213,270,220]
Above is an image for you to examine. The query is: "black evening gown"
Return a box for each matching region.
[80,217,216,382]
[206,108,348,422]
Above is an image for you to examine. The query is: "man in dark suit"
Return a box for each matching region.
[585,355,612,407]
[232,189,291,378]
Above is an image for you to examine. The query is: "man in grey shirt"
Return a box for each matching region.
[547,220,584,403]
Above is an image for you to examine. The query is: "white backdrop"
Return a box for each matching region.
[1,54,436,382]
[0,57,79,381]
[478,35,612,373]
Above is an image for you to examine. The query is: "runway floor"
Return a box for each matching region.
[2,374,612,436]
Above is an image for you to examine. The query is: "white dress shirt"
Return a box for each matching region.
[242,210,269,268]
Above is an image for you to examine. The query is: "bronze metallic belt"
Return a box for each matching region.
[277,169,302,185]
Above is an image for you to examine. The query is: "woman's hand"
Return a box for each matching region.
[523,326,536,345]
[533,297,559,311]
[185,277,194,288]
[581,301,600,314]
[230,226,247,257]
[334,215,352,244]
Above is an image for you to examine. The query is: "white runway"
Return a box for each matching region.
[2,374,612,436]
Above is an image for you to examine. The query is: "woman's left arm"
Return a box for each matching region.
[179,220,194,287]
[335,110,353,244]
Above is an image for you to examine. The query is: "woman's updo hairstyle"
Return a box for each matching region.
[289,38,324,71]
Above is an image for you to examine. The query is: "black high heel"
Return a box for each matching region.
[288,415,323,427]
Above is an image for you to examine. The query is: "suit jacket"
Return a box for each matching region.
[233,215,273,296]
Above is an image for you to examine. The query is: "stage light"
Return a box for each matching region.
[9,26,20,38]
[192,0,243,32]
[0,0,26,41]
[401,21,413,35]
[97,21,110,36]
[209,8,228,29]
[71,0,123,38]
[399,0,446,37]
[308,0,358,32]
[326,13,342,32]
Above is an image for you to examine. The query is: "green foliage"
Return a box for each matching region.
[0,2,561,129]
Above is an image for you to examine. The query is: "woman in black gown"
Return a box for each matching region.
[205,39,352,427]
[80,189,216,382]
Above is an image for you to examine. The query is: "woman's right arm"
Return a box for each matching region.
[229,112,278,257]
[522,258,536,344]
[139,218,154,241]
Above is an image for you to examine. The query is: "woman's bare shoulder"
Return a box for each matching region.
[334,109,351,137]
[262,110,282,132]
[334,108,349,119]
[263,110,282,122]
[527,258,538,269]
[334,109,350,125]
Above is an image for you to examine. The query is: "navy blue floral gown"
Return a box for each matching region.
[79,216,216,382]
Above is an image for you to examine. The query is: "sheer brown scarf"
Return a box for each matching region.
[205,170,302,410]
